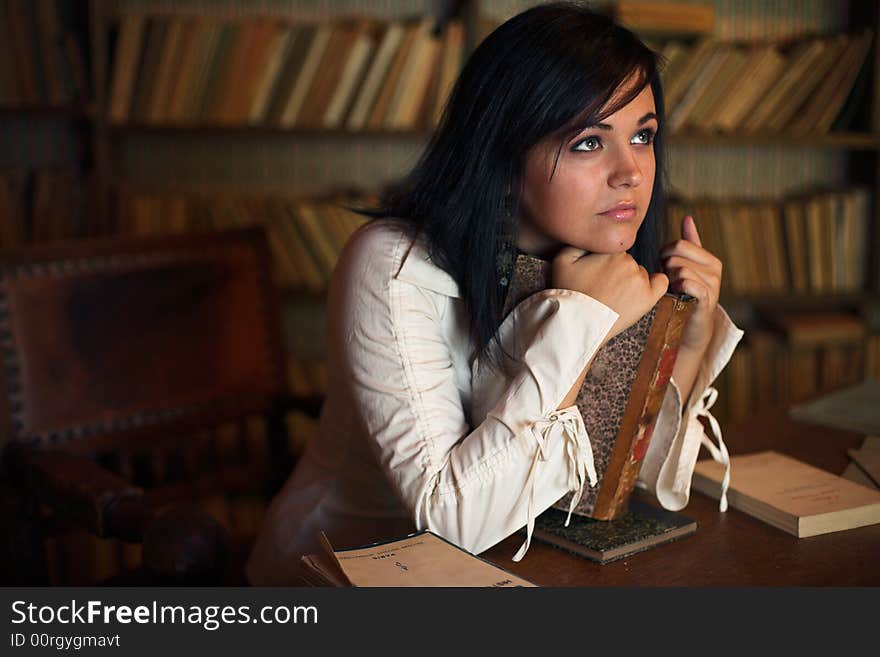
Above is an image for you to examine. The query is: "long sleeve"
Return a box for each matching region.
[334,222,619,556]
[637,304,745,510]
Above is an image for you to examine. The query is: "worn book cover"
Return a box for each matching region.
[692,450,880,537]
[502,253,697,520]
[532,499,697,564]
[303,530,537,587]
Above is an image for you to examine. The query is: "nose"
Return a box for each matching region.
[608,148,643,189]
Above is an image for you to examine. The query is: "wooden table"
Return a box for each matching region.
[482,403,880,586]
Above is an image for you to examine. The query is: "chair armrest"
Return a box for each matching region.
[6,446,229,583]
[7,446,143,538]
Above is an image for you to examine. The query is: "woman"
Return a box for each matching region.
[246,1,744,584]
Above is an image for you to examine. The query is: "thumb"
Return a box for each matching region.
[682,215,703,247]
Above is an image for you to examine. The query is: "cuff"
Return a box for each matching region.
[641,304,744,511]
[475,288,619,437]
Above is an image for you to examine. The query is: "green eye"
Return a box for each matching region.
[632,128,655,145]
[574,136,601,152]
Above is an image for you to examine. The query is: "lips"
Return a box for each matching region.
[599,203,637,220]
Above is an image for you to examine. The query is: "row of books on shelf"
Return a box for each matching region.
[0,168,91,247]
[1,0,89,108]
[108,13,464,130]
[669,187,870,297]
[714,316,879,427]
[116,190,372,293]
[657,30,873,134]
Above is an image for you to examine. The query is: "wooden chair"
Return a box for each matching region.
[0,227,319,585]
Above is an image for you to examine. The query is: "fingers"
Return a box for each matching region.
[664,258,720,299]
[681,215,703,247]
[659,240,720,268]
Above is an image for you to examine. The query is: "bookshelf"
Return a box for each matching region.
[4,0,880,440]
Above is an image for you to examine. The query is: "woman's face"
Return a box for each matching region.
[517,79,657,256]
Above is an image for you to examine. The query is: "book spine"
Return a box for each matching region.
[592,294,694,519]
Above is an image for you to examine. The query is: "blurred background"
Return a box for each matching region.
[0,0,877,584]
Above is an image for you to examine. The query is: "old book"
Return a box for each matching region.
[296,22,360,129]
[386,18,439,129]
[663,37,715,113]
[712,43,786,133]
[501,254,697,520]
[130,18,167,123]
[842,462,878,490]
[308,530,537,587]
[847,448,880,489]
[741,39,827,134]
[265,24,314,125]
[614,1,714,34]
[165,19,206,123]
[179,21,222,122]
[782,199,809,294]
[765,310,865,347]
[147,17,187,123]
[347,22,405,130]
[367,21,418,129]
[789,378,880,436]
[278,22,333,127]
[108,13,146,123]
[812,30,873,134]
[693,450,880,537]
[323,21,376,128]
[765,35,846,133]
[532,499,696,564]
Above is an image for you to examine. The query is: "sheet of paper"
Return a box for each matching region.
[324,531,536,587]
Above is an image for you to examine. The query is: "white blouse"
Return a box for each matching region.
[246,218,744,585]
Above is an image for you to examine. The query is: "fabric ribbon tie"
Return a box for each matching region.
[513,407,597,562]
[693,386,730,512]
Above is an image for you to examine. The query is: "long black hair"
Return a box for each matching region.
[352,1,667,361]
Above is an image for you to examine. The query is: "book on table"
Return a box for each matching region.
[531,499,697,564]
[692,450,880,537]
[487,253,699,563]
[300,531,537,587]
[499,253,698,521]
[788,378,880,436]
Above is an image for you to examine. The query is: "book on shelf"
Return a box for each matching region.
[787,30,874,135]
[741,38,828,134]
[323,22,376,128]
[248,24,295,124]
[301,530,537,587]
[711,43,786,133]
[531,499,697,564]
[1,0,88,108]
[366,21,418,130]
[765,310,866,348]
[663,36,715,111]
[613,1,714,35]
[692,450,880,537]
[346,22,405,130]
[484,253,697,521]
[788,378,880,436]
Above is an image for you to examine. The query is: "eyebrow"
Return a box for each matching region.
[586,112,659,131]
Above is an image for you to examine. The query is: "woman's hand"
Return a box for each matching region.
[661,215,722,354]
[552,247,669,343]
